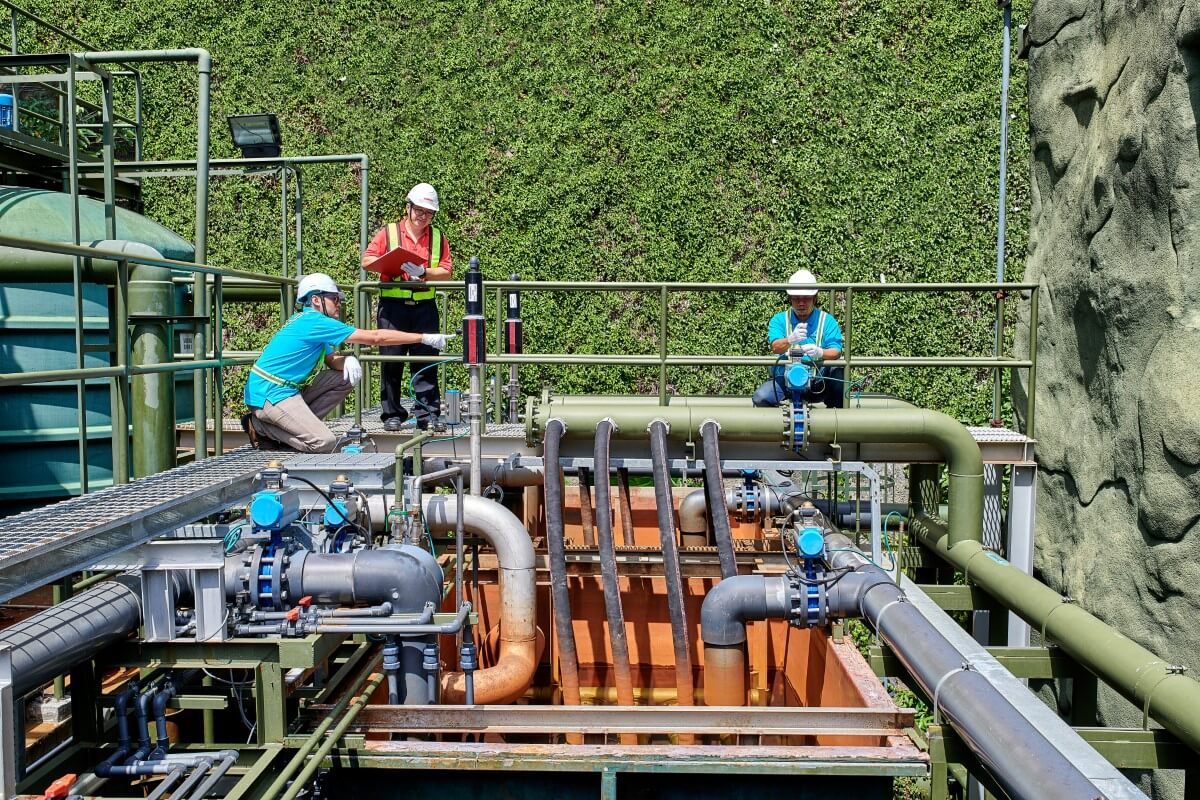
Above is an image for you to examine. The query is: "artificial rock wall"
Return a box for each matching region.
[1017,0,1200,793]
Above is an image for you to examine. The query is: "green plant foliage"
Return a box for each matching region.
[17,0,1030,423]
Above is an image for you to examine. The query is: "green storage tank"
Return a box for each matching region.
[0,187,197,516]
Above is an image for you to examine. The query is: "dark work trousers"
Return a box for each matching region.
[378,297,441,423]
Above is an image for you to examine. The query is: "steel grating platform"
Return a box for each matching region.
[0,448,275,603]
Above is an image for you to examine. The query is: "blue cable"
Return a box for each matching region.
[408,357,459,413]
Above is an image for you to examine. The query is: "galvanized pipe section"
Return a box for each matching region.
[593,420,637,739]
[543,420,583,712]
[822,538,1104,800]
[421,494,537,704]
[0,575,141,696]
[910,513,1200,754]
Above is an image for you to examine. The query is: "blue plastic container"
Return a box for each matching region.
[0,94,13,130]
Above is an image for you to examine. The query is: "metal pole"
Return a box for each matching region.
[280,166,288,280]
[659,284,668,405]
[358,156,370,410]
[469,365,482,495]
[992,0,1013,424]
[493,287,504,425]
[213,273,224,454]
[843,286,853,406]
[130,263,176,477]
[1026,287,1038,439]
[294,166,303,276]
[65,55,88,494]
[111,259,130,484]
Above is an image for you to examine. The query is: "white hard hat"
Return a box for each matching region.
[787,269,819,297]
[296,273,343,304]
[407,182,440,212]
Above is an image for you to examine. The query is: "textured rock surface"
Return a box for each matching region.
[1016,0,1200,794]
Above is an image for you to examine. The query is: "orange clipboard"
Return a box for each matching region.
[368,244,428,280]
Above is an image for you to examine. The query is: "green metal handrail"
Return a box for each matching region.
[352,278,1040,434]
[0,235,292,489]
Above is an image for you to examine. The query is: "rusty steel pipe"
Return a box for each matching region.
[700,420,738,579]
[578,466,596,547]
[616,466,635,546]
[421,494,537,704]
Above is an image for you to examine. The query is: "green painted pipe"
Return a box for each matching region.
[130,261,175,478]
[910,512,1200,753]
[529,397,981,546]
[262,654,382,800]
[543,394,913,409]
[527,397,787,447]
[807,407,983,547]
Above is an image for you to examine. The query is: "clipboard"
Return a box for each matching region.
[367,244,428,280]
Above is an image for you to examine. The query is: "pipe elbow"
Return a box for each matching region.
[441,639,537,705]
[700,575,789,646]
[678,489,708,536]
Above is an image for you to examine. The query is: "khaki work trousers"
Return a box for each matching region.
[250,369,353,453]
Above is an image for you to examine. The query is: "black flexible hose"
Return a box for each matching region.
[593,419,636,719]
[700,420,737,579]
[649,420,695,708]
[543,420,582,707]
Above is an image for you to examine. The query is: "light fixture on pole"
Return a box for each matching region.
[227,113,282,158]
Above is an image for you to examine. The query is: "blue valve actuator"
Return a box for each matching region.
[250,490,300,532]
[797,526,826,559]
[324,499,350,528]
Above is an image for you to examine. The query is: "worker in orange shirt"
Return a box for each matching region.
[361,182,453,430]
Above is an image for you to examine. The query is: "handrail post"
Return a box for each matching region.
[1026,287,1038,439]
[111,258,130,485]
[493,286,504,424]
[65,54,88,493]
[658,284,668,406]
[843,287,854,406]
[213,273,224,455]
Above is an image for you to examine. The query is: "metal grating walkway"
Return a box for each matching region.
[0,448,275,602]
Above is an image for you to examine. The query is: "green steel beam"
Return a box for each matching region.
[870,644,1085,681]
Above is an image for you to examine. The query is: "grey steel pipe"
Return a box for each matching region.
[543,420,583,711]
[699,420,737,579]
[677,489,710,548]
[822,538,1103,800]
[649,419,696,725]
[592,420,637,739]
[910,513,1200,754]
[422,493,537,704]
[0,575,141,696]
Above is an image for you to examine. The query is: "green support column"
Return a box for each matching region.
[130,262,176,477]
[255,662,286,744]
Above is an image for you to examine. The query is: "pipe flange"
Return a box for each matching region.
[646,417,670,434]
[699,418,721,435]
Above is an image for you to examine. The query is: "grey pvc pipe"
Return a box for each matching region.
[699,575,791,647]
[543,420,583,707]
[822,539,1101,800]
[0,575,141,696]
[593,419,637,718]
[911,512,1200,754]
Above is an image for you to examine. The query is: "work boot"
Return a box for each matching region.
[383,416,405,432]
[239,413,262,449]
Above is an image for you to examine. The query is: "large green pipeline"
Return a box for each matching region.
[540,394,913,409]
[130,260,175,478]
[807,407,983,547]
[529,397,982,546]
[910,513,1200,753]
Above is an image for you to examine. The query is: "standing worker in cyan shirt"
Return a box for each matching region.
[751,269,846,408]
[241,273,450,452]
[361,182,453,430]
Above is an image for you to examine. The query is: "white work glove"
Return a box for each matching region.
[787,323,807,345]
[401,261,426,279]
[799,342,822,359]
[341,355,362,386]
[420,332,457,350]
